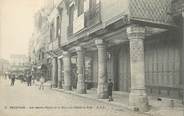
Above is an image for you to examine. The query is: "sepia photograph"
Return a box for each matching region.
[0,0,184,116]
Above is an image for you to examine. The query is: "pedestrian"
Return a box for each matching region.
[27,72,32,86]
[10,74,16,86]
[108,79,113,101]
[32,75,35,84]
[72,69,77,89]
[8,73,11,80]
[39,75,45,90]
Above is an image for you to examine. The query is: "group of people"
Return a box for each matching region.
[8,72,32,86]
[7,71,113,100]
[26,72,46,90]
[7,72,46,90]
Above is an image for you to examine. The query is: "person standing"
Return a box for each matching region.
[27,72,32,86]
[11,74,16,86]
[108,79,113,101]
[39,75,45,90]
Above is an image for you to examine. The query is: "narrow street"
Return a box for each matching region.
[0,78,148,116]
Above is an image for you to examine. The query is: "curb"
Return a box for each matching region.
[51,88,138,113]
[51,88,180,116]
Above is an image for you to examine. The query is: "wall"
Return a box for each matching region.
[144,32,181,99]
[118,43,130,92]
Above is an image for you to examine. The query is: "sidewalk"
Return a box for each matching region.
[50,87,184,116]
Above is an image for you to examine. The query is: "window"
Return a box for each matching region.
[50,23,55,42]
[50,23,54,42]
[68,4,75,34]
[56,16,61,38]
[89,0,96,11]
[57,9,62,46]
[89,0,96,17]
[78,0,84,16]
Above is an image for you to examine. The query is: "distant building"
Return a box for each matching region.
[10,54,30,75]
[0,4,2,58]
[0,58,9,76]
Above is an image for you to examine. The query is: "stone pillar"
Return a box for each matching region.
[95,39,108,99]
[52,57,58,88]
[76,47,86,94]
[63,51,72,91]
[127,25,149,112]
[181,12,184,104]
[58,58,62,89]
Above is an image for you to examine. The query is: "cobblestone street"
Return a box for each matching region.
[0,78,148,116]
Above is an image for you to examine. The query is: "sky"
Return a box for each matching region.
[0,0,42,60]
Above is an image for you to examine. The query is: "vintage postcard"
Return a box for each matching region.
[0,0,184,116]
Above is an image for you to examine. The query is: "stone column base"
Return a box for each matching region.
[97,83,108,99]
[52,84,57,88]
[129,92,149,112]
[64,85,72,91]
[77,89,87,94]
[77,82,87,94]
[58,81,62,89]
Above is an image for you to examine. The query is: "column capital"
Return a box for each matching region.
[127,25,146,40]
[63,51,70,57]
[95,39,106,49]
[75,46,83,52]
[95,39,104,45]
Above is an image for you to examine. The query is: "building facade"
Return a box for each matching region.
[32,0,184,111]
[29,8,51,80]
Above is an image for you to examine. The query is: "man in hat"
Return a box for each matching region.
[108,79,113,101]
[10,73,16,86]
